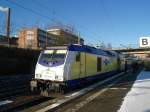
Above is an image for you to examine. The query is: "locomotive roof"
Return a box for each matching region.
[68,44,116,57]
[45,44,116,57]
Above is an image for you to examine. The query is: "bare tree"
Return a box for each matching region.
[107,43,112,50]
[33,19,40,28]
[0,20,6,35]
[10,21,19,37]
[0,20,16,37]
[45,20,77,35]
[100,42,106,50]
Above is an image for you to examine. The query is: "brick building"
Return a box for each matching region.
[18,28,84,49]
[18,28,56,49]
[47,28,84,45]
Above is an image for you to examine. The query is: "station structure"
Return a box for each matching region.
[114,48,150,60]
[18,28,84,49]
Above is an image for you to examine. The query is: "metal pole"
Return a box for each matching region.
[6,8,10,45]
[78,33,80,45]
[46,31,48,47]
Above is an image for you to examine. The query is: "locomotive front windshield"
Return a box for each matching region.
[39,50,67,66]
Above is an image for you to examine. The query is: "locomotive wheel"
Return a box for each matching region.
[60,85,67,94]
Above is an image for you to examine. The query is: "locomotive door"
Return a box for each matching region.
[80,52,86,78]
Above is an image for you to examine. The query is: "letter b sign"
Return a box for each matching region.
[140,37,150,48]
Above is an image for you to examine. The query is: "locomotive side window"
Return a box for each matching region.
[76,52,80,62]
[97,57,102,71]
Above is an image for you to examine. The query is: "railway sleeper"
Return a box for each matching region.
[0,88,29,100]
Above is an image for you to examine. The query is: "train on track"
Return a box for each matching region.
[31,44,126,95]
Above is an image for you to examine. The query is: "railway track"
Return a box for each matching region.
[0,95,53,112]
[1,69,140,112]
[0,74,62,112]
[0,71,129,112]
[0,74,32,100]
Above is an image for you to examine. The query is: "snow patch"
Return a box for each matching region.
[118,71,150,112]
[0,100,13,106]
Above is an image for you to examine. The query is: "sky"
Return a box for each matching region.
[0,0,150,48]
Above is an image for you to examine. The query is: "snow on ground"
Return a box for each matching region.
[118,71,150,112]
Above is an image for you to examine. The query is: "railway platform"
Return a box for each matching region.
[0,69,149,112]
[54,69,146,112]
[118,70,150,112]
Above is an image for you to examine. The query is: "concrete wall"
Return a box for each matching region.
[0,46,40,75]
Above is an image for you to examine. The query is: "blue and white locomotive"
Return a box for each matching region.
[31,44,125,95]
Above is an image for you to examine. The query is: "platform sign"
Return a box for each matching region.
[140,37,150,48]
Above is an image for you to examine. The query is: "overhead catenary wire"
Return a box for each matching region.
[77,25,103,44]
[31,0,56,16]
[5,0,104,45]
[29,0,102,44]
[30,0,61,28]
[5,0,55,22]
[98,0,117,39]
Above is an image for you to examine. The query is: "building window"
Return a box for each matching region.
[97,57,101,72]
[76,52,80,62]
